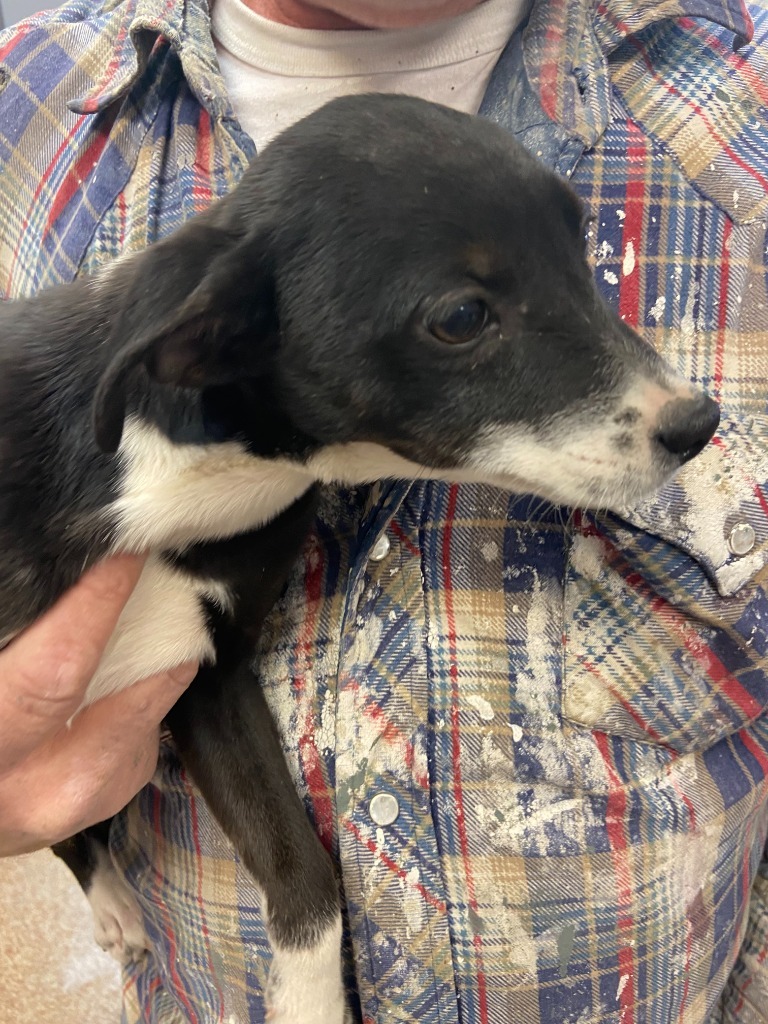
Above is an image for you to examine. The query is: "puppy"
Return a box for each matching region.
[0,94,719,1023]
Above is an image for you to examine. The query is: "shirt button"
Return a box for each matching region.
[369,792,400,826]
[728,523,756,557]
[369,534,391,562]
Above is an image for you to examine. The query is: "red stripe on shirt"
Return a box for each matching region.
[79,19,129,113]
[595,731,636,1024]
[4,114,87,293]
[295,535,335,849]
[0,23,31,61]
[343,681,428,790]
[193,108,214,212]
[538,0,568,120]
[575,516,762,733]
[619,120,645,327]
[189,787,225,1020]
[752,481,768,519]
[621,573,763,720]
[152,785,201,1024]
[391,520,420,557]
[583,518,764,721]
[46,105,119,231]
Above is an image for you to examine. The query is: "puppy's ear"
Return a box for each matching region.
[93,223,275,453]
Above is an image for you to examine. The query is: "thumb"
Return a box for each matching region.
[0,555,146,770]
[59,660,199,797]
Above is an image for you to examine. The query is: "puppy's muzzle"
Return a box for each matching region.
[655,394,720,465]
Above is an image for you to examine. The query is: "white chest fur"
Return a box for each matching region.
[79,418,314,708]
[111,417,314,552]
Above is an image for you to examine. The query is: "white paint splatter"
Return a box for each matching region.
[717,550,765,593]
[467,694,495,721]
[401,866,425,938]
[481,541,498,562]
[510,724,523,742]
[604,270,619,285]
[648,295,666,323]
[316,690,337,754]
[622,240,636,277]
[596,239,614,263]
[568,533,607,581]
[679,279,699,345]
[617,973,629,1000]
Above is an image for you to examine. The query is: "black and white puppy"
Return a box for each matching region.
[0,94,718,1023]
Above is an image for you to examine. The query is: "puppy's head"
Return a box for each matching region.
[95,93,718,510]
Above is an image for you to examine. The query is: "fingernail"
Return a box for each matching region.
[169,662,198,687]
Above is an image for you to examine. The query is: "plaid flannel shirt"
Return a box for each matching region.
[1,0,768,1021]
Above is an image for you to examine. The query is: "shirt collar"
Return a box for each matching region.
[69,0,234,119]
[594,0,753,50]
[518,0,753,148]
[69,0,754,127]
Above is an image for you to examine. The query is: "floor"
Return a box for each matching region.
[0,849,121,1024]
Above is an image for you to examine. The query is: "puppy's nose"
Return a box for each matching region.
[655,394,720,463]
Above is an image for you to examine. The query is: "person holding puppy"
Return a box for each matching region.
[0,0,767,1022]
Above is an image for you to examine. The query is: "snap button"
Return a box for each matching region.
[728,523,756,557]
[370,534,391,562]
[369,792,399,826]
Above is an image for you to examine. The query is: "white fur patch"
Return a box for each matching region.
[305,441,523,490]
[468,421,636,508]
[82,555,230,706]
[266,916,348,1024]
[306,441,434,486]
[72,418,320,708]
[111,418,314,552]
[87,843,149,965]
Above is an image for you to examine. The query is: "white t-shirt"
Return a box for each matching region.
[212,0,531,152]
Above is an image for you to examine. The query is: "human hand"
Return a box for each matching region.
[0,555,197,856]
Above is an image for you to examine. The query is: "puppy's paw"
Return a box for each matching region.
[92,891,149,965]
[265,979,348,1024]
[266,916,347,1024]
[265,1001,348,1024]
[86,847,150,965]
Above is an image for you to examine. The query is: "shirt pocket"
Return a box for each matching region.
[561,514,768,753]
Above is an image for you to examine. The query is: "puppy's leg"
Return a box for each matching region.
[52,822,149,965]
[166,660,348,1024]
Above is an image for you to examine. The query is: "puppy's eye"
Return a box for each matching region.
[429,299,489,345]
